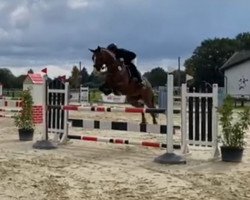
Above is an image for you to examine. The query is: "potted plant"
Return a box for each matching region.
[218,95,250,162]
[14,89,35,141]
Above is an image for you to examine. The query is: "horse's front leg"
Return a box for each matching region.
[99,83,112,95]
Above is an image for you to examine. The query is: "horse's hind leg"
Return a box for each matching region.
[127,96,147,124]
[142,89,157,124]
[141,113,147,124]
[150,113,157,124]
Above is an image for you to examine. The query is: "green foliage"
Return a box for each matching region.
[80,67,90,85]
[185,32,250,87]
[172,70,186,86]
[185,38,237,87]
[218,96,250,149]
[89,89,102,102]
[0,68,27,89]
[143,67,168,87]
[69,66,81,89]
[87,72,103,88]
[236,32,250,50]
[27,69,34,74]
[14,89,35,130]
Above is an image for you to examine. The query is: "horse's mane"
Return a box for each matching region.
[100,47,116,61]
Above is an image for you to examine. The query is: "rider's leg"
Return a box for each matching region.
[129,63,143,83]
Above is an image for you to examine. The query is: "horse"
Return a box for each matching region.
[89,46,157,124]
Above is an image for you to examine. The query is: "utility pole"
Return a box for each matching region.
[178,56,181,95]
[79,61,82,102]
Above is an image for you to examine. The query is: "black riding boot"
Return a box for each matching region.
[129,63,143,83]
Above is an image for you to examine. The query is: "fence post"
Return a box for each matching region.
[212,84,219,158]
[59,82,69,144]
[181,83,188,154]
[154,73,186,164]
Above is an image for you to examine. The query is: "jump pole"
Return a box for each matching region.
[154,73,186,164]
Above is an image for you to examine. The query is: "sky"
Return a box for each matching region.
[0,0,249,78]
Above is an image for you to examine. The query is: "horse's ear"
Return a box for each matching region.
[97,46,101,52]
[89,48,95,53]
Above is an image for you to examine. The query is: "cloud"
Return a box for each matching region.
[0,28,8,40]
[10,5,31,29]
[0,0,250,78]
[8,65,72,79]
[67,0,89,9]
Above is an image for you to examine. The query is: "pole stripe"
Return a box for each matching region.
[69,119,181,134]
[48,105,181,114]
[0,108,21,112]
[0,114,15,118]
[67,134,181,149]
[82,136,98,141]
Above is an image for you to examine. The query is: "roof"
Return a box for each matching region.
[24,73,44,84]
[220,50,250,71]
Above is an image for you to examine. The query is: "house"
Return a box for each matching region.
[220,50,250,98]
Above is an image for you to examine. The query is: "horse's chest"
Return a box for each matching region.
[107,74,122,84]
[106,75,124,89]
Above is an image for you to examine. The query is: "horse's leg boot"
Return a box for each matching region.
[103,88,112,95]
[99,84,112,95]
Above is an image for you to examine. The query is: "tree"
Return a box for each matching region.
[80,67,89,86]
[0,68,16,88]
[172,70,186,87]
[68,66,80,89]
[14,75,27,88]
[87,72,102,88]
[184,38,237,87]
[184,32,250,87]
[236,32,250,50]
[27,69,34,74]
[143,67,168,87]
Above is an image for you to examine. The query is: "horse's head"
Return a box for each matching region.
[89,46,117,75]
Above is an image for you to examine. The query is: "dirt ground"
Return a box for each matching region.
[0,107,250,200]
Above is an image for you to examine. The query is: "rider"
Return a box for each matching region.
[107,43,143,84]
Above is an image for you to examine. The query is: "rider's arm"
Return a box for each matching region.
[117,49,136,62]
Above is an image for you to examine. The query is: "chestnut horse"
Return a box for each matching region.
[89,46,157,124]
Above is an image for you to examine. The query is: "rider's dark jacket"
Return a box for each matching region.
[114,48,136,65]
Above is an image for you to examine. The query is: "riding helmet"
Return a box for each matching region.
[107,43,118,51]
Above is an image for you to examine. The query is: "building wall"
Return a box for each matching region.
[23,81,45,124]
[225,60,250,96]
[23,83,45,105]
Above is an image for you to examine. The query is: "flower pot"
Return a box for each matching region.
[18,128,34,141]
[220,146,244,162]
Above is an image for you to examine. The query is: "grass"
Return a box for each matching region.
[89,89,102,103]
